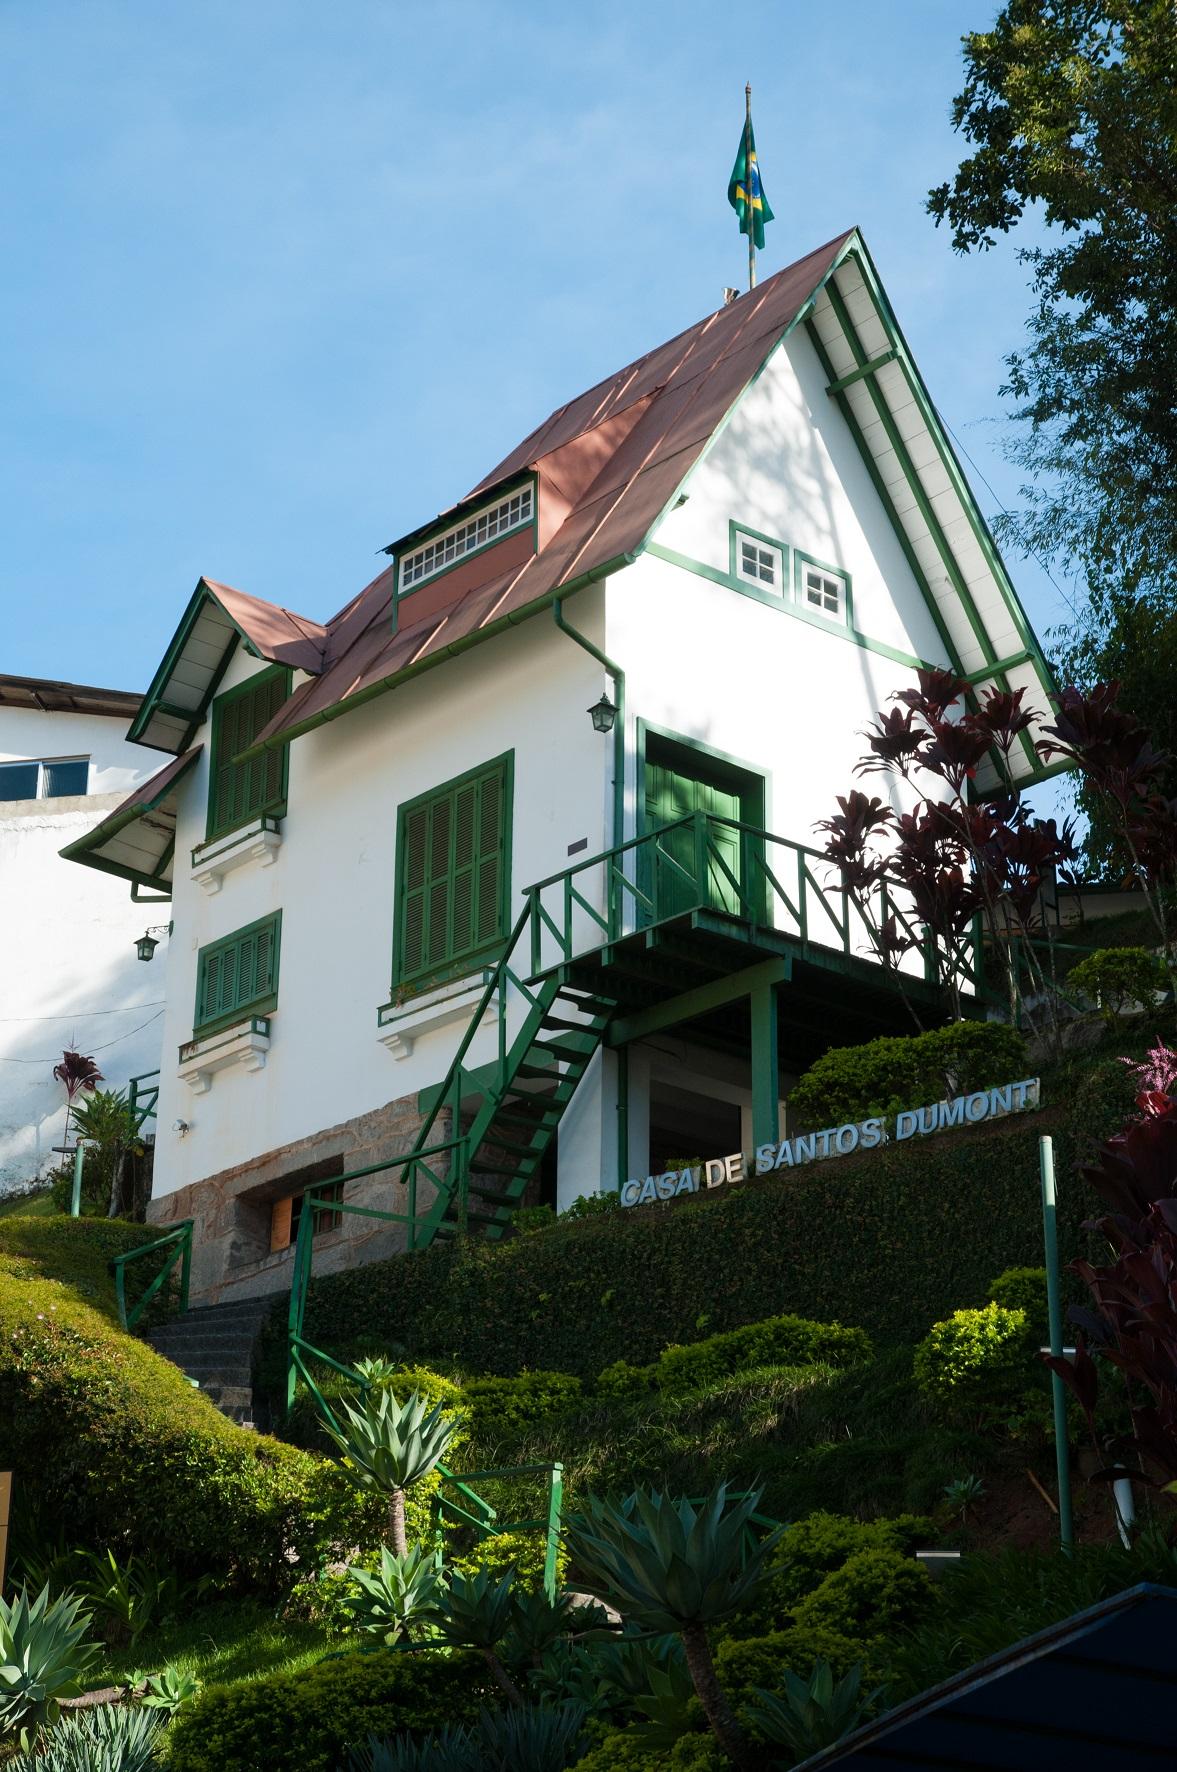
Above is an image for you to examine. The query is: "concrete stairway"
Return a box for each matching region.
[145,1295,274,1428]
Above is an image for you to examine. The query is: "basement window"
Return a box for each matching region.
[734,531,782,593]
[399,485,534,594]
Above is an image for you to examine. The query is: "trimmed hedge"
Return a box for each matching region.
[289,1101,1098,1375]
[0,1234,376,1590]
[655,1315,870,1394]
[164,1648,496,1772]
[786,1020,1028,1130]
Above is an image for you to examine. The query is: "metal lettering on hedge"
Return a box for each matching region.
[619,1077,1041,1209]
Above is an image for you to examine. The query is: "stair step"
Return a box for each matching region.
[540,1014,611,1034]
[492,1110,561,1130]
[462,1187,520,1209]
[513,1062,574,1081]
[532,1037,597,1060]
[476,1135,543,1159]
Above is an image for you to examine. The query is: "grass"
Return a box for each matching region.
[91,1598,337,1692]
[0,1189,53,1220]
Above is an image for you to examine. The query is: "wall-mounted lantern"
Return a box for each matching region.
[588,692,618,734]
[135,924,170,962]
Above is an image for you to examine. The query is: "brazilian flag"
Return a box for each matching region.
[728,119,774,250]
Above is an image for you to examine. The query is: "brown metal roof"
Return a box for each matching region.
[248,230,854,750]
[0,674,142,718]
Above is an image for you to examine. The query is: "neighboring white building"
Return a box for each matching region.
[64,229,1059,1300]
[0,674,165,1190]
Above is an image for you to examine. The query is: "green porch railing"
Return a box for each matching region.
[521,809,979,995]
[110,1220,192,1331]
[128,1069,160,1130]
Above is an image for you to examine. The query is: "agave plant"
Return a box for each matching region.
[343,1544,446,1644]
[433,1568,525,1702]
[565,1484,782,1771]
[320,1386,457,1554]
[349,1702,587,1772]
[351,1354,406,1387]
[8,1703,163,1772]
[137,1663,202,1715]
[501,1586,588,1668]
[745,1660,886,1758]
[77,1548,198,1647]
[0,1585,99,1751]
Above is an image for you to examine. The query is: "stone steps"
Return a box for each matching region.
[145,1295,275,1430]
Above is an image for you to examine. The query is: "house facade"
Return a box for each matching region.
[0,675,164,1190]
[65,231,1058,1301]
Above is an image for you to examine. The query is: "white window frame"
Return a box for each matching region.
[398,484,535,594]
[799,562,848,624]
[733,530,784,594]
[0,755,89,801]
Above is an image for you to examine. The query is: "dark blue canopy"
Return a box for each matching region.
[794,1582,1177,1772]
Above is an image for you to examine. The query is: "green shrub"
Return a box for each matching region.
[912,1303,1030,1417]
[715,1625,876,1695]
[451,1528,566,1593]
[568,1731,724,1771]
[0,1261,376,1591]
[286,1361,465,1457]
[792,1548,935,1641]
[512,1204,557,1236]
[656,1315,871,1394]
[595,1359,657,1399]
[165,1648,497,1772]
[461,1370,583,1443]
[988,1267,1048,1337]
[1069,947,1166,1021]
[787,1021,1027,1130]
[767,1512,936,1610]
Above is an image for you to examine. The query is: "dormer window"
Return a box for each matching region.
[399,485,535,594]
[734,530,783,593]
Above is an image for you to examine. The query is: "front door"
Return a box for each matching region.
[642,738,764,925]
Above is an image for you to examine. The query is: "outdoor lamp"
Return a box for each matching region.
[588,692,618,734]
[135,924,169,962]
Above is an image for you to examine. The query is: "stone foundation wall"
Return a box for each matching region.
[146,1089,444,1305]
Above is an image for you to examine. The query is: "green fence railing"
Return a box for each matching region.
[110,1220,192,1331]
[128,1069,160,1130]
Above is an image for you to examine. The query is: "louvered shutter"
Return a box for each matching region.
[395,759,509,985]
[194,912,282,1032]
[208,669,290,838]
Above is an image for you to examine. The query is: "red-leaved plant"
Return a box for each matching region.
[52,1049,103,1148]
[1045,1077,1177,1489]
[817,669,1079,1028]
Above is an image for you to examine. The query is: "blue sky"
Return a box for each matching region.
[2,1,1073,706]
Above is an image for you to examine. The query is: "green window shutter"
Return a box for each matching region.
[195,912,282,1033]
[208,668,291,839]
[395,757,510,987]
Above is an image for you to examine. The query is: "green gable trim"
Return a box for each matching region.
[58,748,202,898]
[194,911,282,1038]
[127,582,243,751]
[205,665,292,841]
[847,246,1058,712]
[647,539,932,674]
[391,751,514,996]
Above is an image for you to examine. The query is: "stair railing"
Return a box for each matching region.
[109,1220,193,1331]
[128,1070,160,1130]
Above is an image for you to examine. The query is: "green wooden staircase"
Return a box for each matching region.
[424,974,616,1243]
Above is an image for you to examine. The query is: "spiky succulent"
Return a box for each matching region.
[0,1585,98,1751]
[744,1659,885,1756]
[9,1704,163,1771]
[322,1387,456,1494]
[344,1544,446,1643]
[564,1484,782,1633]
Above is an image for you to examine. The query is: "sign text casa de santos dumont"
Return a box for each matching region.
[620,1078,1041,1209]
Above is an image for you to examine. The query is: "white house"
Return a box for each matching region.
[0,674,165,1191]
[64,230,1058,1301]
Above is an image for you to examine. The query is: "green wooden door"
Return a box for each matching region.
[644,758,746,921]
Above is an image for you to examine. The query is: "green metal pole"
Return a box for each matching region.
[70,1144,85,1217]
[750,981,780,1150]
[544,1462,564,1603]
[615,1046,629,1197]
[1040,1134,1075,1552]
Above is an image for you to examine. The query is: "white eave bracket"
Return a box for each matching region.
[178,1017,271,1093]
[191,816,282,895]
[376,972,497,1060]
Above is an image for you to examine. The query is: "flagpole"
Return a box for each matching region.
[745,82,756,291]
